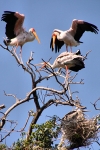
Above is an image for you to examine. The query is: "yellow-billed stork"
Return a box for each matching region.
[1,11,40,56]
[36,50,85,77]
[50,19,99,53]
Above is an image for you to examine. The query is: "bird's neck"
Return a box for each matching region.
[46,62,53,69]
[27,32,35,41]
[54,29,62,33]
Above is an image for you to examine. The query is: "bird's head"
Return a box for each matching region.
[35,61,52,71]
[29,28,40,43]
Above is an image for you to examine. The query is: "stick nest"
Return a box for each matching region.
[61,109,99,148]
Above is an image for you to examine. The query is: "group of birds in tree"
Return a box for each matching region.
[1,11,99,75]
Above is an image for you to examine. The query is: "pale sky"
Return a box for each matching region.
[0,1,100,149]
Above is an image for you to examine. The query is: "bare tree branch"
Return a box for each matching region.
[0,44,96,150]
[16,111,31,132]
[91,98,100,110]
[27,98,76,139]
[0,104,5,110]
[0,121,17,142]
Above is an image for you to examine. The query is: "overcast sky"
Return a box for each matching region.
[0,1,100,149]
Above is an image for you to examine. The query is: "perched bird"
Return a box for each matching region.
[1,11,40,56]
[36,50,85,77]
[50,19,99,53]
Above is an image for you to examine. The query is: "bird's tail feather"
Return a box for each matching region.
[79,41,83,43]
[75,50,81,55]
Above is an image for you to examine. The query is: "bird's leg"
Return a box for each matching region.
[65,66,69,79]
[70,47,72,53]
[66,45,68,52]
[70,44,72,53]
[19,46,23,64]
[19,46,22,57]
[13,40,19,53]
[11,46,15,52]
[64,66,69,88]
[13,45,18,54]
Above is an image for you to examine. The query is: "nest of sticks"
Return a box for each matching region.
[60,109,99,148]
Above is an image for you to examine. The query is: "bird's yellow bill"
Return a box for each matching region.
[33,31,40,43]
[52,35,56,49]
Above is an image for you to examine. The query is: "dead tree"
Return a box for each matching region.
[0,44,99,149]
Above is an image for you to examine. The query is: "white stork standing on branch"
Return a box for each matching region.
[50,19,99,53]
[1,11,40,57]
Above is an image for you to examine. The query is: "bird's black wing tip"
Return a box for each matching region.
[3,39,7,46]
[50,38,55,52]
[84,21,99,34]
[3,39,11,46]
[4,11,15,14]
[75,49,81,55]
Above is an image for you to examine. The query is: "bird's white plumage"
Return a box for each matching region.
[50,51,84,69]
[1,11,40,55]
[54,29,79,47]
[9,30,36,46]
[35,50,85,72]
[50,19,99,52]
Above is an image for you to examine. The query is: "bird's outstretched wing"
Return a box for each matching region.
[70,19,99,42]
[1,11,25,39]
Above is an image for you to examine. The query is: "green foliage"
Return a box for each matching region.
[30,116,60,148]
[0,144,7,150]
[12,116,60,149]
